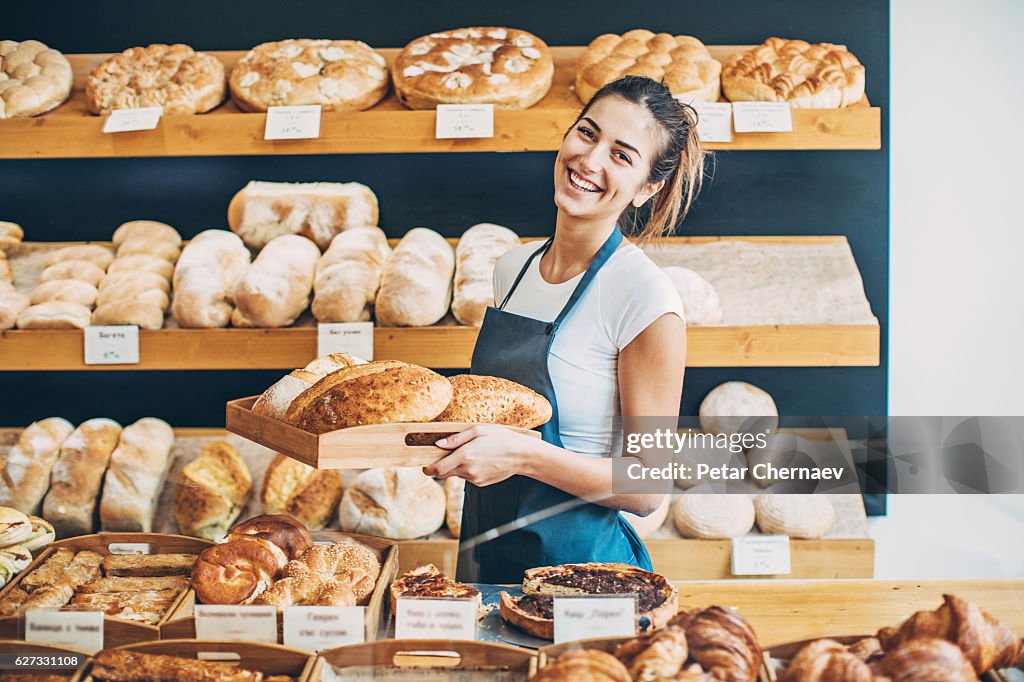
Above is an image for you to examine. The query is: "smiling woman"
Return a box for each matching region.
[423,76,707,583]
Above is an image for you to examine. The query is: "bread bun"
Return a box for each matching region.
[338,467,445,539]
[191,541,279,605]
[226,514,314,561]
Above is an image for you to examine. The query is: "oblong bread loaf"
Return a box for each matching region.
[754,494,835,539]
[98,270,171,294]
[30,279,98,307]
[374,227,454,327]
[16,301,91,329]
[116,237,182,263]
[97,284,169,309]
[112,220,182,247]
[91,301,166,329]
[451,223,520,326]
[0,417,75,515]
[41,244,114,270]
[106,254,175,280]
[261,454,343,531]
[673,494,755,539]
[434,374,551,429]
[285,360,453,434]
[39,260,105,287]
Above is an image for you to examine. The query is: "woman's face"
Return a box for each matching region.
[554,95,666,222]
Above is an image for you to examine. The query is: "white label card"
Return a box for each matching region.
[435,104,494,139]
[732,534,792,575]
[317,322,373,361]
[264,105,322,140]
[25,609,104,653]
[692,102,734,143]
[195,605,278,643]
[84,325,140,365]
[552,595,637,644]
[283,606,365,651]
[395,597,476,641]
[102,107,163,133]
[732,102,793,133]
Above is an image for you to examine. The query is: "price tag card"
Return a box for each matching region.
[552,595,637,644]
[435,104,494,139]
[195,605,277,643]
[732,102,793,133]
[25,610,104,653]
[732,535,792,575]
[317,322,373,360]
[264,105,322,140]
[283,606,365,651]
[692,102,733,143]
[395,597,476,641]
[102,107,163,133]
[84,325,139,365]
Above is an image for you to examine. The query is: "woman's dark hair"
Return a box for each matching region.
[572,76,708,242]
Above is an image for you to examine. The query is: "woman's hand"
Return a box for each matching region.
[422,425,536,487]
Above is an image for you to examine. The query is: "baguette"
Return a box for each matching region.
[312,226,392,322]
[375,227,454,326]
[42,418,122,538]
[228,180,379,250]
[16,301,91,329]
[111,220,182,247]
[0,417,74,514]
[452,223,520,326]
[99,418,175,532]
[174,440,252,540]
[41,244,113,270]
[0,290,30,330]
[171,229,251,328]
[29,279,99,307]
[39,259,106,286]
[232,234,320,327]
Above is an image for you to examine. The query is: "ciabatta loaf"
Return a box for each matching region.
[99,418,175,532]
[452,223,520,326]
[312,226,392,323]
[232,234,320,327]
[375,227,454,327]
[228,180,379,250]
[171,229,251,328]
[0,417,73,514]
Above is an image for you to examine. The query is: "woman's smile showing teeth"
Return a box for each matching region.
[568,168,603,193]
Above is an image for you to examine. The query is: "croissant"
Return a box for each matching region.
[676,663,717,681]
[670,606,762,682]
[615,626,688,680]
[533,650,631,682]
[876,594,1019,674]
[871,638,979,682]
[780,639,874,682]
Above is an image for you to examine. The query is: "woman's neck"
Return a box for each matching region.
[541,213,618,284]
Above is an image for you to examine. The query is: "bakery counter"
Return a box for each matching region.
[0,46,881,159]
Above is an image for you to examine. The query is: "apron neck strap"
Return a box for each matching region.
[498,238,551,311]
[553,227,623,327]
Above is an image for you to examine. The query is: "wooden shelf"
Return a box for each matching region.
[0,46,881,159]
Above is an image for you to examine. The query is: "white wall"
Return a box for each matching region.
[876,0,1024,578]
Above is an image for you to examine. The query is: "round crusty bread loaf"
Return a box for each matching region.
[754,494,835,539]
[111,220,182,247]
[673,494,755,539]
[444,477,465,538]
[29,279,98,307]
[39,260,106,287]
[284,360,454,434]
[338,467,445,540]
[451,223,520,327]
[621,494,671,539]
[662,266,723,326]
[375,228,454,327]
[532,650,632,682]
[699,381,779,440]
[434,374,552,429]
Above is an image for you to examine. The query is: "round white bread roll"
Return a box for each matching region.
[754,494,835,539]
[699,381,779,439]
[673,494,755,539]
[111,220,182,247]
[445,477,466,538]
[338,467,445,540]
[621,495,670,539]
[662,266,723,325]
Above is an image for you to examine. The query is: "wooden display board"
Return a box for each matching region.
[0,47,881,159]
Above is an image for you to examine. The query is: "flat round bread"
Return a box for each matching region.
[394,27,553,109]
[673,494,755,539]
[0,40,73,118]
[576,29,721,104]
[230,39,389,112]
[722,37,865,108]
[754,494,835,538]
[86,43,226,115]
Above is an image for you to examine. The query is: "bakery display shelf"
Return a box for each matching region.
[0,46,881,159]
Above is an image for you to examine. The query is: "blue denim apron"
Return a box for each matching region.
[455,228,652,583]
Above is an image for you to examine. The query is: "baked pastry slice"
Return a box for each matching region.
[390,563,481,613]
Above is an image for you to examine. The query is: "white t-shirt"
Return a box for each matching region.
[492,240,684,457]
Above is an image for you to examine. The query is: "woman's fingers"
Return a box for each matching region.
[423,451,463,478]
[435,425,483,449]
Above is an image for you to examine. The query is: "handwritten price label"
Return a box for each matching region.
[435,104,494,139]
[283,606,365,650]
[691,102,734,143]
[395,597,477,641]
[25,610,104,652]
[265,105,322,140]
[195,605,277,642]
[553,595,637,643]
[317,322,373,360]
[84,325,139,365]
[731,535,792,575]
[102,107,163,133]
[732,102,793,133]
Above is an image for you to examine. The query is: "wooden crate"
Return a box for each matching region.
[72,639,316,681]
[0,533,213,647]
[0,47,881,160]
[316,639,536,680]
[225,396,540,469]
[161,532,399,644]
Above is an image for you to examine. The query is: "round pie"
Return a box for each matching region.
[0,40,73,118]
[722,37,865,108]
[576,29,721,104]
[230,39,389,112]
[86,43,226,115]
[394,27,553,109]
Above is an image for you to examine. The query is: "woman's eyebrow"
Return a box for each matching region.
[582,116,643,160]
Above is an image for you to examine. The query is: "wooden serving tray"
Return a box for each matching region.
[161,532,399,645]
[0,533,214,648]
[72,639,317,682]
[316,639,537,680]
[226,396,541,469]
